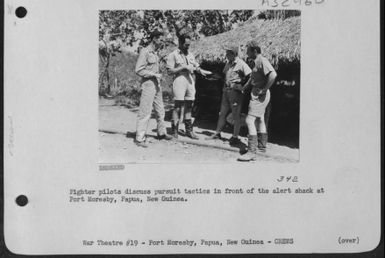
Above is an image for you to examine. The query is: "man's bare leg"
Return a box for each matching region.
[238,115,258,161]
[256,115,268,152]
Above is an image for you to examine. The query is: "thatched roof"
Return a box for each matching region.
[191,17,300,67]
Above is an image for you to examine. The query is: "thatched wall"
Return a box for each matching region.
[191,17,301,148]
[191,16,300,68]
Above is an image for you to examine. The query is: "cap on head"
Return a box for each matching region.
[246,39,261,53]
[179,32,193,45]
[224,44,239,55]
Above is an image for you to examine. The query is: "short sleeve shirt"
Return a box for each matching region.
[250,55,276,89]
[223,57,252,88]
[166,49,200,86]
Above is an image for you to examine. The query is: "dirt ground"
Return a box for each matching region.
[99,98,299,163]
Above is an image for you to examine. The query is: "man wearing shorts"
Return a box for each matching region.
[238,40,277,161]
[206,44,251,146]
[134,30,172,148]
[166,33,211,139]
[246,55,272,139]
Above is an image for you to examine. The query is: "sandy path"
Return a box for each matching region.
[98,101,299,163]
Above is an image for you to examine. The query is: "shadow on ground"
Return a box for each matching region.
[109,97,299,150]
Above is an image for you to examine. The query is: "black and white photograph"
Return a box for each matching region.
[3,0,381,255]
[98,10,301,163]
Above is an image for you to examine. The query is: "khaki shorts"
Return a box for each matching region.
[248,90,271,118]
[221,88,244,111]
[172,75,196,101]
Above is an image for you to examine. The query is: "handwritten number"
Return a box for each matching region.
[261,0,270,6]
[277,176,299,183]
[260,0,324,8]
[281,0,290,7]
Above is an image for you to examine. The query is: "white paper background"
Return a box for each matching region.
[4,0,381,254]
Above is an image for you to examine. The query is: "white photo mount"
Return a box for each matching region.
[3,0,381,255]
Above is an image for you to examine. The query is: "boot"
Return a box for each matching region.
[171,121,179,139]
[184,119,199,140]
[237,135,258,161]
[158,134,173,141]
[229,136,241,146]
[206,132,221,140]
[257,133,268,153]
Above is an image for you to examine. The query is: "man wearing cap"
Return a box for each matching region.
[166,33,212,139]
[134,30,172,148]
[206,44,252,146]
[245,53,272,147]
[238,40,277,161]
[243,57,271,131]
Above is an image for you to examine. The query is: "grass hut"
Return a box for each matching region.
[191,16,300,68]
[190,17,301,148]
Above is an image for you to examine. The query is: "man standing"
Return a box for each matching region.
[166,33,212,139]
[134,30,172,148]
[238,40,277,161]
[246,54,272,143]
[206,44,252,146]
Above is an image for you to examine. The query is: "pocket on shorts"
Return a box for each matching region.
[185,83,196,100]
[172,78,187,100]
[230,90,243,106]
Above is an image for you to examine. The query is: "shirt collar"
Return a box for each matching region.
[228,56,240,66]
[147,43,156,53]
[177,48,189,56]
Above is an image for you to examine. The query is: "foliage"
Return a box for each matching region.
[191,17,301,69]
[257,10,301,20]
[98,9,299,96]
[98,10,254,95]
[99,10,143,48]
[99,50,174,107]
[99,10,254,48]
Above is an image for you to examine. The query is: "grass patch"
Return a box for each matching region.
[99,50,174,108]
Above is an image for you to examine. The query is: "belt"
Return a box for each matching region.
[175,70,193,77]
[224,83,242,91]
[141,77,158,84]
